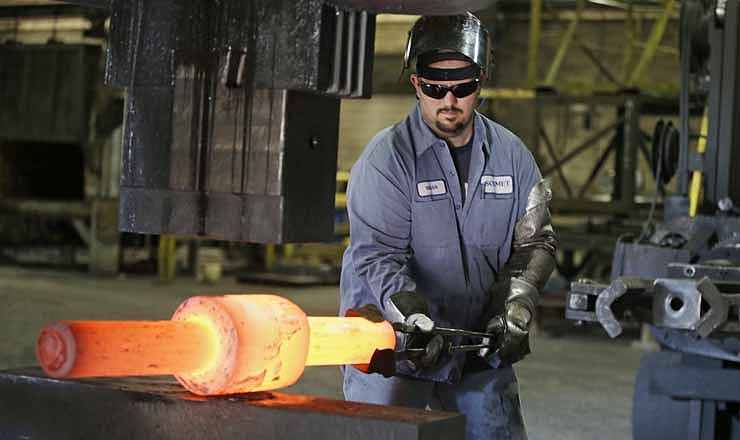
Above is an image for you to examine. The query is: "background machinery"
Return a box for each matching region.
[566,0,740,437]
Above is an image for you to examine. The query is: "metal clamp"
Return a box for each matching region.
[595,278,630,338]
[695,277,728,337]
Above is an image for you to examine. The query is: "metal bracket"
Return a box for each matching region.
[652,279,702,331]
[695,277,728,337]
[595,278,629,337]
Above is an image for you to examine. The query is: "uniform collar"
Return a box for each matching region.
[411,104,490,157]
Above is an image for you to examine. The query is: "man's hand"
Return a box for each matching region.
[383,291,446,370]
[479,300,533,365]
[404,313,435,333]
[402,313,445,370]
[498,301,532,362]
[347,300,445,372]
[505,301,532,337]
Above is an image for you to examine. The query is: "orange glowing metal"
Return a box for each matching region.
[305,317,396,366]
[36,295,395,396]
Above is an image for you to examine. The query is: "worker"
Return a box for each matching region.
[339,12,557,440]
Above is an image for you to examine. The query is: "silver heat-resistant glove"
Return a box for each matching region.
[480,180,557,364]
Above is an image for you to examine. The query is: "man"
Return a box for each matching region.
[339,13,557,440]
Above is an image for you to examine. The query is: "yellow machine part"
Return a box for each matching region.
[689,109,709,217]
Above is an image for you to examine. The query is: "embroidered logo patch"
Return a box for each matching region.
[417,180,447,197]
[481,175,513,195]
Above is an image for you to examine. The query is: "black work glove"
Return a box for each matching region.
[479,279,535,365]
[385,291,446,371]
[403,331,445,371]
[498,301,533,363]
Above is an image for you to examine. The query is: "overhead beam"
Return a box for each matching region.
[0,1,108,18]
[330,0,494,14]
[527,0,542,86]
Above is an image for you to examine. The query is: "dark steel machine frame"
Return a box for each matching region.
[565,1,740,437]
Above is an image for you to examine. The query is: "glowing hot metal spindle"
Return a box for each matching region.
[36,295,395,396]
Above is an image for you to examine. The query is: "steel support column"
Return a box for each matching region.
[615,94,640,211]
[627,0,677,86]
[544,0,584,86]
[705,0,740,209]
[527,0,542,87]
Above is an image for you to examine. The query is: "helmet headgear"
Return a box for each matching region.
[403,13,492,81]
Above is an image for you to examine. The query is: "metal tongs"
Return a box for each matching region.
[392,315,507,356]
[347,305,509,376]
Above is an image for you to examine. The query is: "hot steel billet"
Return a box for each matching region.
[36,295,395,396]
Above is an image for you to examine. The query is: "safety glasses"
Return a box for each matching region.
[418,78,480,99]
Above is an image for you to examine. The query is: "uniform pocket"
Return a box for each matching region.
[471,244,499,292]
[470,197,514,248]
[410,246,461,292]
[480,245,500,274]
[410,197,456,246]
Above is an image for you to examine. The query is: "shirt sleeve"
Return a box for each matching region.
[346,149,417,314]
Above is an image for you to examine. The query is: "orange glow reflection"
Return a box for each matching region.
[36,295,396,396]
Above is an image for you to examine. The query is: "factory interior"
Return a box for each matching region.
[0,0,739,439]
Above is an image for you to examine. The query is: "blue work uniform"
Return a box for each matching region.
[340,104,542,440]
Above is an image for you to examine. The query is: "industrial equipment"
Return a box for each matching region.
[565,0,740,437]
[102,0,493,244]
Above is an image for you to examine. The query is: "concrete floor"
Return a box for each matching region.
[0,265,644,439]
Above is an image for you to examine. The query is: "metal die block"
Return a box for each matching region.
[319,6,375,97]
[652,279,702,330]
[121,86,176,189]
[119,188,201,236]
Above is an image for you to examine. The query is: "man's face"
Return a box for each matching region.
[411,59,480,140]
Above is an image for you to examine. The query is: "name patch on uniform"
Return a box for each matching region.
[481,175,513,195]
[417,180,447,197]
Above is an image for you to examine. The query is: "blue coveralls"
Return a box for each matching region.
[339,104,542,440]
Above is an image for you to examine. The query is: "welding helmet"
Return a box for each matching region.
[403,13,493,81]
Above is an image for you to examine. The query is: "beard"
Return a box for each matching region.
[435,107,472,135]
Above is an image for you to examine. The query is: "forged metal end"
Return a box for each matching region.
[37,321,77,378]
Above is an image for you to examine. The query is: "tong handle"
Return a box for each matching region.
[392,316,507,355]
[391,316,506,339]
